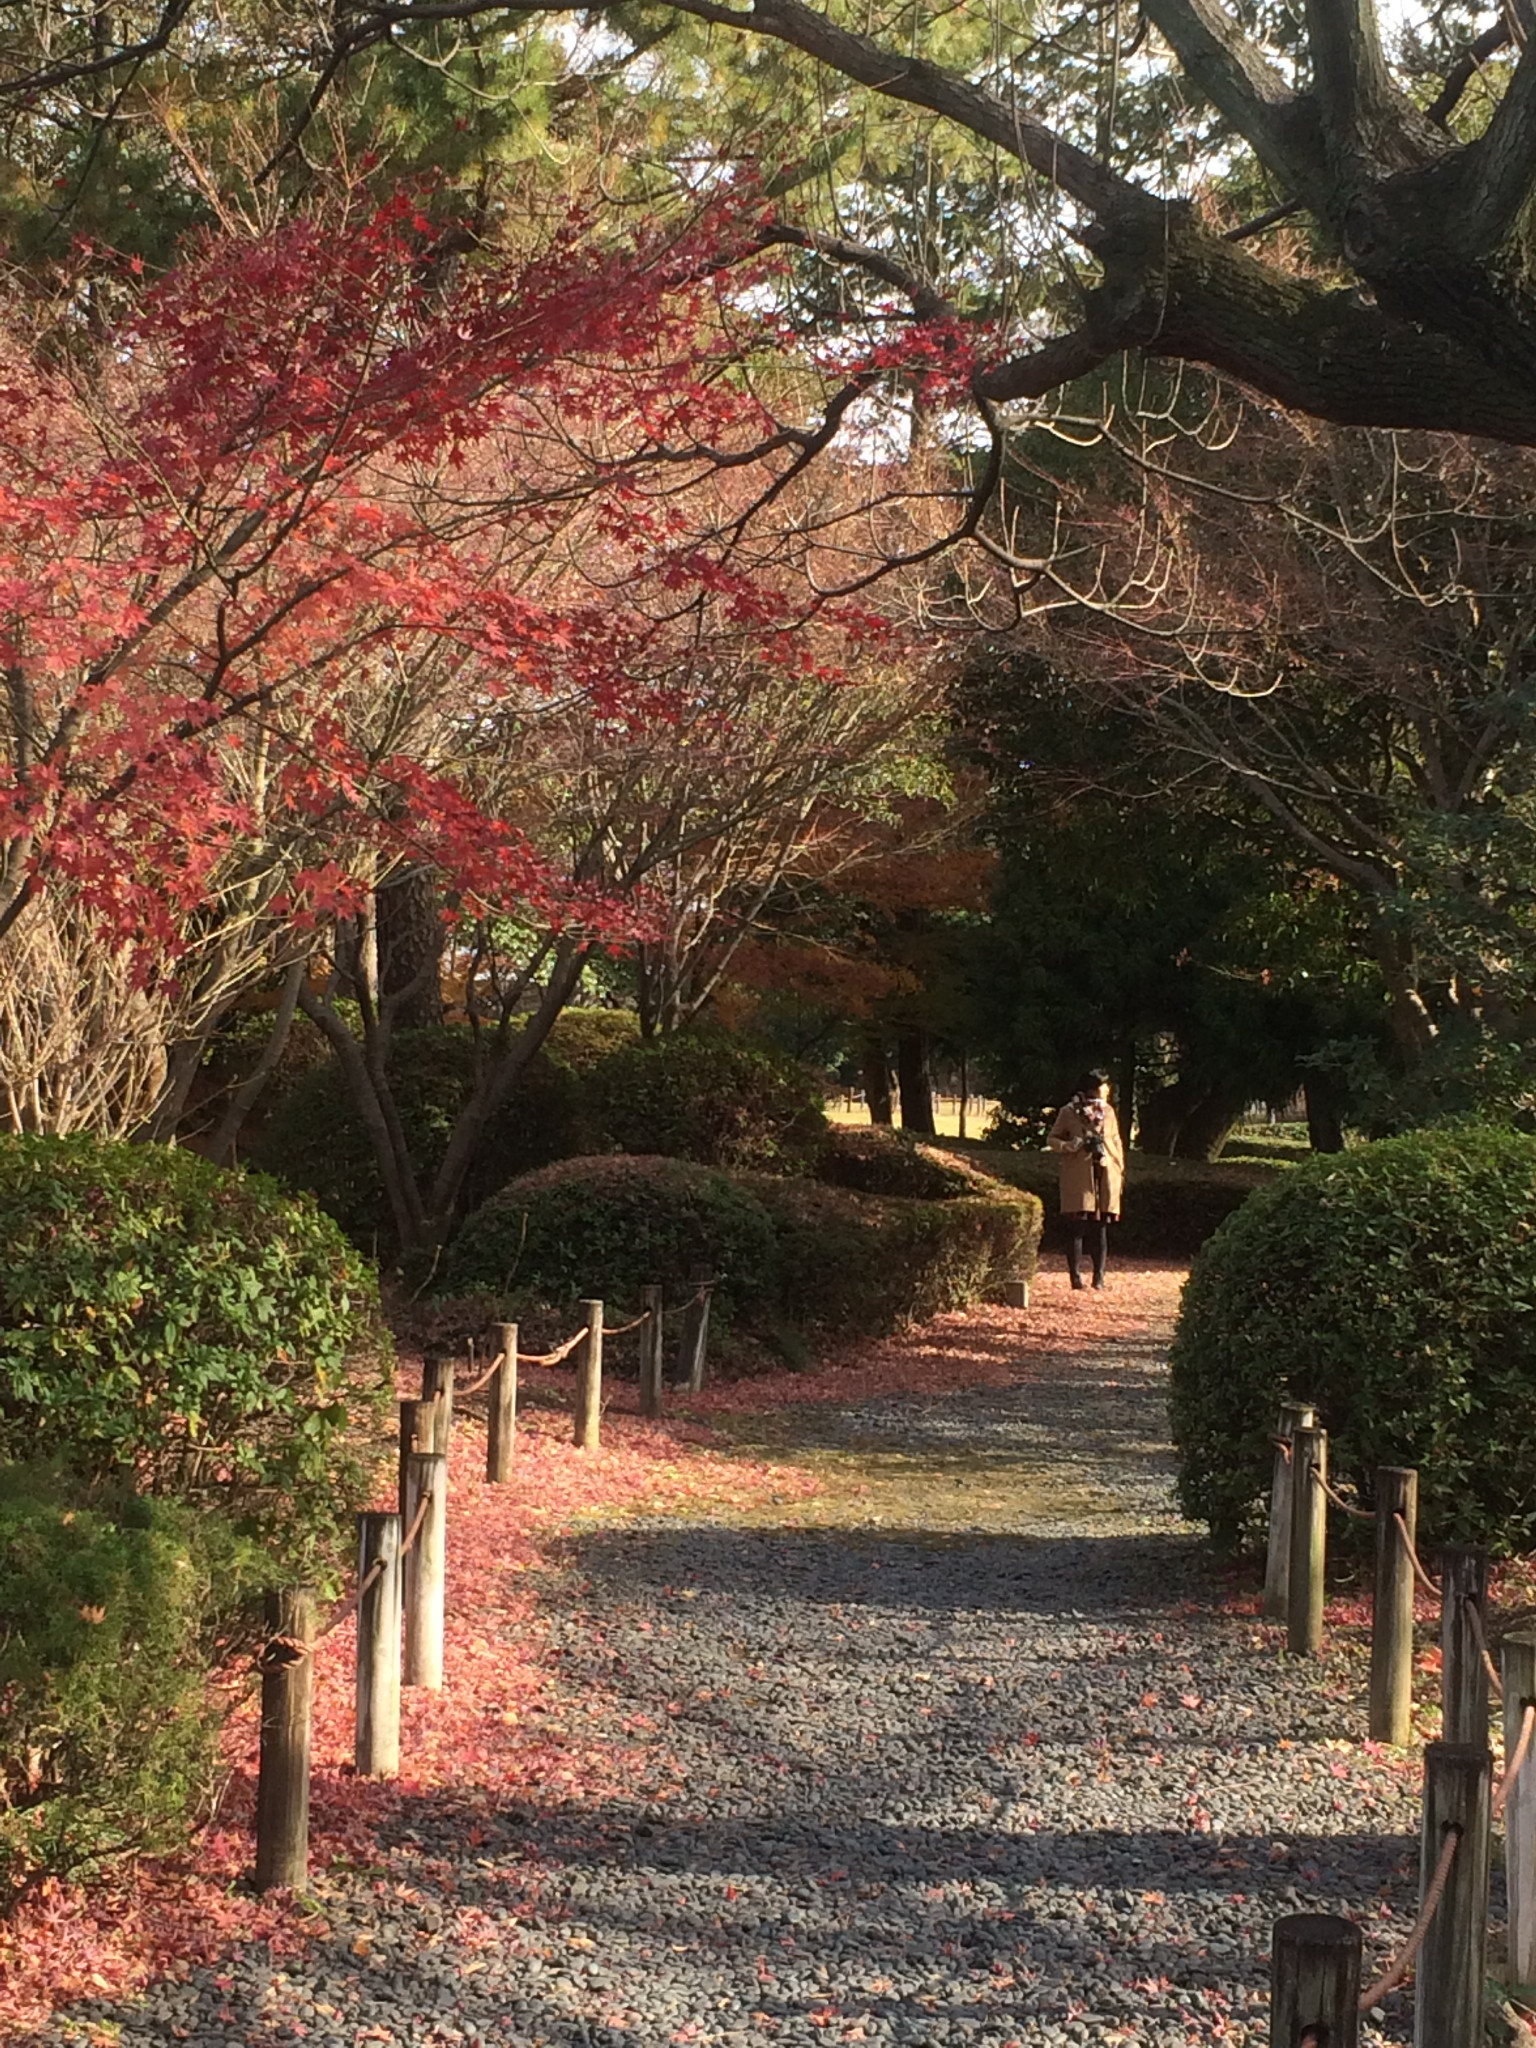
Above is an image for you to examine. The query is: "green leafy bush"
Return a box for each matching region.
[817,1127,976,1200]
[254,1012,638,1247]
[955,1143,1267,1257]
[747,1174,1042,1334]
[447,1154,1041,1342]
[445,1155,780,1320]
[1169,1125,1536,1552]
[0,1135,388,1570]
[589,1034,826,1172]
[0,1462,256,1905]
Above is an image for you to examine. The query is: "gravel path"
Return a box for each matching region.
[40,1278,1430,2048]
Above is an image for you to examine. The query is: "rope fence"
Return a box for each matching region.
[1357,1821,1460,2011]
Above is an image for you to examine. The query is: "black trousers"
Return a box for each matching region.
[1066,1214,1109,1286]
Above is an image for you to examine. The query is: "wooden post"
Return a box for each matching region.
[1504,1631,1536,1987]
[421,1358,455,1455]
[1264,1401,1316,1622]
[1440,1543,1491,1749]
[677,1279,713,1396]
[486,1323,517,1484]
[398,1397,427,1517]
[1269,1912,1360,2048]
[573,1298,603,1450]
[638,1287,664,1419]
[402,1449,447,1690]
[355,1512,401,1779]
[255,1586,314,1892]
[1369,1465,1418,1746]
[1287,1423,1327,1656]
[1415,1742,1491,2048]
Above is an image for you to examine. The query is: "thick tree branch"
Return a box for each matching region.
[1465,31,1536,247]
[1140,0,1323,194]
[1428,18,1513,128]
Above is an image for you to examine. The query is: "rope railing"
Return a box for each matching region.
[1312,1466,1375,1522]
[255,1548,396,1671]
[1495,1701,1536,1819]
[520,1326,589,1368]
[1465,1595,1505,1697]
[459,1349,506,1397]
[1357,1821,1461,2011]
[1396,1511,1442,1596]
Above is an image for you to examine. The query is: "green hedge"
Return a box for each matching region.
[589,1033,826,1172]
[817,1127,977,1200]
[0,1463,256,1906]
[253,1012,637,1248]
[940,1142,1271,1258]
[0,1135,388,1571]
[445,1153,1041,1342]
[1169,1125,1536,1552]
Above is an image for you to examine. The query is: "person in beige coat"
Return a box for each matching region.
[1047,1069,1126,1290]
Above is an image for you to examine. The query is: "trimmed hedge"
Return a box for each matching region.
[1169,1125,1536,1553]
[939,1141,1271,1258]
[0,1135,389,1571]
[0,1463,255,1905]
[589,1033,826,1172]
[445,1153,1041,1342]
[253,1011,638,1248]
[817,1127,977,1200]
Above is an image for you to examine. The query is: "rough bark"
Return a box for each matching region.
[861,1033,894,1126]
[896,1029,936,1135]
[376,868,444,1033]
[1304,1074,1347,1154]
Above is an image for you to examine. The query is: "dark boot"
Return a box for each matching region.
[1067,1224,1086,1289]
[1091,1218,1108,1289]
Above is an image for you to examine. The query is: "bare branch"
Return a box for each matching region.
[1427,18,1513,128]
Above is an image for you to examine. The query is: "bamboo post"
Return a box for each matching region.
[1504,1631,1536,1987]
[1440,1543,1491,1749]
[421,1358,455,1455]
[638,1287,664,1419]
[1415,1742,1491,2048]
[1269,1912,1360,2048]
[1286,1423,1327,1656]
[255,1586,314,1892]
[355,1512,401,1779]
[402,1449,447,1690]
[1264,1401,1316,1622]
[677,1278,713,1396]
[573,1299,603,1450]
[1369,1465,1419,1746]
[486,1323,517,1484]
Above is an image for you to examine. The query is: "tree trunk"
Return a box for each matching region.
[896,1029,936,1135]
[377,868,444,1032]
[1114,1039,1136,1148]
[1137,1073,1247,1160]
[861,1033,893,1125]
[1304,1074,1347,1154]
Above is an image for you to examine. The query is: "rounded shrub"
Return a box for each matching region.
[0,1462,256,1904]
[817,1126,976,1200]
[445,1155,780,1318]
[253,1011,638,1248]
[0,1134,389,1568]
[1169,1124,1536,1552]
[588,1033,826,1172]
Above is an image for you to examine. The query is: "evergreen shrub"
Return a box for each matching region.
[589,1034,826,1171]
[0,1135,388,1569]
[253,1012,638,1248]
[817,1126,975,1200]
[1169,1125,1536,1551]
[0,1462,256,1906]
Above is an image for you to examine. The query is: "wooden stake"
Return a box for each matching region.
[677,1279,713,1396]
[638,1287,664,1419]
[398,1397,427,1518]
[1415,1742,1491,2048]
[486,1323,517,1484]
[573,1298,603,1450]
[421,1358,454,1455]
[1503,1631,1536,1987]
[255,1586,314,1892]
[402,1449,447,1690]
[1440,1543,1491,1749]
[1264,1401,1316,1622]
[1369,1466,1418,1746]
[1286,1424,1327,1656]
[355,1513,401,1779]
[1269,1912,1360,2048]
